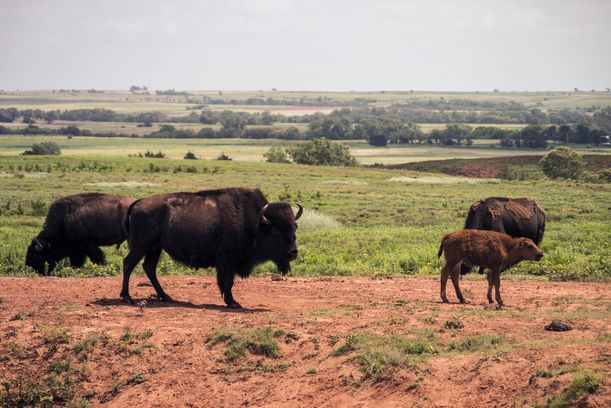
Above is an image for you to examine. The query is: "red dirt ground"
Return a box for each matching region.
[1,276,609,407]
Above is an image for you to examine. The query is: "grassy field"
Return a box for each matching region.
[0,153,609,281]
[0,136,598,164]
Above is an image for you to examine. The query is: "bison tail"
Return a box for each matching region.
[437,244,443,258]
[123,199,141,236]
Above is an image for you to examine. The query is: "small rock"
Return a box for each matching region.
[544,321,572,331]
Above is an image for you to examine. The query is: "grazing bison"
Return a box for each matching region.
[26,193,136,275]
[438,229,543,308]
[121,188,302,308]
[461,197,545,275]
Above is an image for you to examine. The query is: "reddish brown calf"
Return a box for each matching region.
[438,230,543,308]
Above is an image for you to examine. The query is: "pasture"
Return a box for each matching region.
[0,90,610,406]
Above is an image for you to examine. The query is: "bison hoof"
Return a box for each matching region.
[121,295,134,304]
[441,298,450,304]
[495,304,504,310]
[459,299,469,304]
[227,301,243,309]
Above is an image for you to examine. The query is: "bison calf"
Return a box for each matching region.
[438,230,543,308]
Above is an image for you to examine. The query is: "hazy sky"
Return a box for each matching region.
[1,0,609,91]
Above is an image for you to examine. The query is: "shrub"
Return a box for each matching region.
[217,152,232,161]
[288,138,357,166]
[263,147,290,163]
[539,147,584,179]
[22,141,61,156]
[184,151,197,160]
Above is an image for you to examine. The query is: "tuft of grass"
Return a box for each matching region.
[444,318,464,330]
[208,327,282,363]
[448,334,503,352]
[73,333,108,361]
[540,368,604,408]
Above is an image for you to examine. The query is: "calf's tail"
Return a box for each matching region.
[437,243,443,258]
[123,199,141,236]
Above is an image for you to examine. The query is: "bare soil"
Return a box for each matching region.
[1,276,609,407]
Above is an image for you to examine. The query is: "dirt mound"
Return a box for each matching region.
[1,276,609,407]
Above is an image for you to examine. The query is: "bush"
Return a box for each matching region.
[288,138,357,166]
[540,147,584,179]
[22,141,61,156]
[217,152,232,161]
[184,151,197,160]
[263,147,290,163]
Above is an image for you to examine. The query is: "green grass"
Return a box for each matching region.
[539,368,605,408]
[0,153,609,281]
[208,327,283,363]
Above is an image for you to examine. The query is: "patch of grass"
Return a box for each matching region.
[73,333,108,361]
[128,372,146,385]
[208,327,282,363]
[9,311,35,321]
[539,368,604,408]
[448,334,503,352]
[443,318,464,330]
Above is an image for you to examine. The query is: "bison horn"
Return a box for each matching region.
[259,204,270,225]
[34,238,48,251]
[294,203,303,221]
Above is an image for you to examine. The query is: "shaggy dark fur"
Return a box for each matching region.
[462,197,545,275]
[121,188,302,308]
[25,193,136,275]
[438,229,544,308]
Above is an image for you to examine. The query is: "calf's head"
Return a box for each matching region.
[257,203,303,274]
[515,238,544,261]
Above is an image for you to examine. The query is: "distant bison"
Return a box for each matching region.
[26,193,136,275]
[438,229,543,308]
[462,197,545,275]
[121,188,302,308]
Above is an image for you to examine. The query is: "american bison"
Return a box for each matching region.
[461,197,545,275]
[121,188,302,308]
[438,229,543,308]
[26,193,136,275]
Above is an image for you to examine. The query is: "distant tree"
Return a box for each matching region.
[263,147,290,163]
[444,124,472,145]
[217,152,232,160]
[22,141,61,156]
[288,138,357,166]
[184,151,197,160]
[539,147,584,179]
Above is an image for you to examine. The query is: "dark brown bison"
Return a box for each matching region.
[121,188,302,308]
[461,197,545,275]
[26,193,136,275]
[438,229,544,308]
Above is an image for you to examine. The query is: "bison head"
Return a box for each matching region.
[256,202,303,274]
[25,238,58,275]
[516,238,544,261]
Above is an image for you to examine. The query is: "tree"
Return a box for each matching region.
[263,147,290,163]
[288,138,357,166]
[22,141,61,156]
[539,147,584,179]
[184,151,197,160]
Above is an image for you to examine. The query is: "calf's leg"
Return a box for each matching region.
[440,264,451,303]
[491,268,504,309]
[142,248,172,302]
[486,271,494,305]
[450,263,467,303]
[69,250,87,268]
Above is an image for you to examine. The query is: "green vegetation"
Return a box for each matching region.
[208,327,283,363]
[288,138,357,166]
[448,334,503,352]
[0,152,609,281]
[540,147,584,180]
[22,141,61,156]
[539,368,604,408]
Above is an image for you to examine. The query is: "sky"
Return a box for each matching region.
[1,0,610,91]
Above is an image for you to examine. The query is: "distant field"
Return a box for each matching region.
[2,90,610,114]
[0,136,584,164]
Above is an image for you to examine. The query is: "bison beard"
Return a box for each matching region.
[120,188,302,309]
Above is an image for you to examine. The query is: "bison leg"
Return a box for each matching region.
[450,264,467,304]
[486,271,494,305]
[86,244,106,265]
[69,251,87,268]
[121,249,146,303]
[440,262,453,303]
[142,248,172,302]
[216,257,241,309]
[491,269,504,309]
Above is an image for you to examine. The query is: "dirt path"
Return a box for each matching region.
[1,276,609,407]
